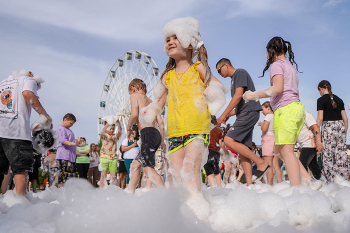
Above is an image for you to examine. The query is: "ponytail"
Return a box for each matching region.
[198,45,212,85]
[261,37,301,77]
[318,80,337,109]
[160,57,176,86]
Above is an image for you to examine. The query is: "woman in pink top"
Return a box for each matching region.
[243,37,305,186]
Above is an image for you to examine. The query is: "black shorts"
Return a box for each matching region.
[118,160,127,173]
[204,149,220,176]
[135,127,161,168]
[0,138,34,175]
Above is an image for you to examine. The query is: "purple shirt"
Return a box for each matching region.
[269,59,300,112]
[56,125,77,162]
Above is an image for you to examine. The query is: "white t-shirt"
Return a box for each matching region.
[116,150,123,161]
[297,112,317,148]
[0,75,38,141]
[264,114,274,136]
[122,138,139,159]
[90,152,100,167]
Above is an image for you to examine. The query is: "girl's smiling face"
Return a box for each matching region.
[165,35,191,59]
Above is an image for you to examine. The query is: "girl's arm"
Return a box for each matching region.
[259,120,270,133]
[116,120,122,140]
[243,74,284,102]
[126,94,139,138]
[121,141,137,152]
[316,110,323,127]
[77,149,90,156]
[62,140,78,146]
[198,63,221,83]
[341,110,348,134]
[310,124,324,152]
[155,74,168,109]
[101,123,109,139]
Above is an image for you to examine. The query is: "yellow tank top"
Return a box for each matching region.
[166,61,210,138]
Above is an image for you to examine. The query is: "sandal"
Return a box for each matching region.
[252,165,270,182]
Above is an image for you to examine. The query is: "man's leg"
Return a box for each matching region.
[240,156,253,185]
[127,160,142,194]
[308,153,322,180]
[224,137,268,176]
[14,172,28,196]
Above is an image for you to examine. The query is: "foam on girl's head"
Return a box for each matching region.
[162,17,203,59]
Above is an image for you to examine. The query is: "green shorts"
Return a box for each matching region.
[100,158,117,173]
[273,102,305,145]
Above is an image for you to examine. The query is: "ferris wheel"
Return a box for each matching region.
[98,50,160,141]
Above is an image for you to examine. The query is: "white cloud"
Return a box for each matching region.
[225,0,315,18]
[0,0,198,42]
[0,38,110,143]
[323,0,344,7]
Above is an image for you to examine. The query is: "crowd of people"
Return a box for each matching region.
[0,16,348,221]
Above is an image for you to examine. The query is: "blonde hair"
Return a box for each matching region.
[128,79,147,92]
[160,45,212,85]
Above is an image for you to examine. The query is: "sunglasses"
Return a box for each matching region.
[217,64,225,74]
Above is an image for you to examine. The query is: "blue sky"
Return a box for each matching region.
[0,0,349,145]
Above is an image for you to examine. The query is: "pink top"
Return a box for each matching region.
[269,59,300,111]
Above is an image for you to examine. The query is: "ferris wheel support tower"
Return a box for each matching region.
[98,50,160,141]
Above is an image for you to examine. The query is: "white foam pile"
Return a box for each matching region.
[203,81,229,115]
[139,101,163,126]
[101,115,119,131]
[220,149,238,165]
[2,177,350,232]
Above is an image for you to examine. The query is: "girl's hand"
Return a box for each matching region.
[316,142,324,152]
[257,121,263,127]
[242,90,257,103]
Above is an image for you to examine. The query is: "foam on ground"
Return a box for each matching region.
[1,177,350,232]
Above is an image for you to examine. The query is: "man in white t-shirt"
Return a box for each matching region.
[0,70,52,196]
[297,111,324,180]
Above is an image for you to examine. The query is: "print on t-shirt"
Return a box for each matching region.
[0,79,18,118]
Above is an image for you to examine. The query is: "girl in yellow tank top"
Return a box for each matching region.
[166,61,210,138]
[154,17,225,220]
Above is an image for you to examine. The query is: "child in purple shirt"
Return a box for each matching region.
[56,113,79,187]
[243,37,305,187]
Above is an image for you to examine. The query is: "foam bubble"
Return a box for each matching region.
[139,102,162,126]
[203,81,227,115]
